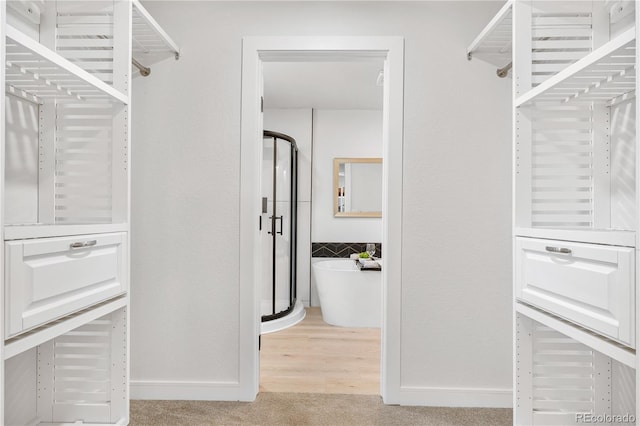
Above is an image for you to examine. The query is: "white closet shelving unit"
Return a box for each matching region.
[131,0,179,77]
[0,1,177,424]
[471,1,638,424]
[466,0,513,76]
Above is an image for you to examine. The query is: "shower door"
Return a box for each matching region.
[262,131,297,322]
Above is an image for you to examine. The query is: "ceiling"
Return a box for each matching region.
[263,61,384,110]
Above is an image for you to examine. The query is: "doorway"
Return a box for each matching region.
[260,59,384,393]
[239,37,405,403]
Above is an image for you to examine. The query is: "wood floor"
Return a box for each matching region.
[259,307,381,395]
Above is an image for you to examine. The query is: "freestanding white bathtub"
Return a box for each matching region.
[312,259,381,328]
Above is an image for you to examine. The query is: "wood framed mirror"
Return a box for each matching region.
[333,157,382,217]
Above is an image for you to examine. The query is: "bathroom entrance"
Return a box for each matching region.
[240,37,405,402]
[259,58,384,393]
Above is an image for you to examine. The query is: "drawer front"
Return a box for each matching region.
[6,232,128,337]
[515,237,635,347]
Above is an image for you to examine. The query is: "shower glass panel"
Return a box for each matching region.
[262,130,298,322]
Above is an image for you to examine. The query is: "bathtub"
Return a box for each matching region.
[312,259,381,328]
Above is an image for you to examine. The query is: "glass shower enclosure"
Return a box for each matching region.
[261,130,298,322]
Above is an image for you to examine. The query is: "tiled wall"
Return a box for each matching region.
[311,242,382,258]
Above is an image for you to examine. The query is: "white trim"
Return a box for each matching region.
[130,380,246,401]
[240,36,404,403]
[398,386,513,408]
[0,1,6,421]
[131,383,514,408]
[636,6,640,416]
[380,36,405,405]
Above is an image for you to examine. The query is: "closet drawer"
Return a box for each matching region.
[5,232,128,338]
[515,237,635,347]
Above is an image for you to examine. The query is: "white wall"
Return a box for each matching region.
[263,61,383,109]
[131,1,512,405]
[312,109,382,243]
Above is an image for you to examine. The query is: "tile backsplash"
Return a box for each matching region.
[311,242,382,258]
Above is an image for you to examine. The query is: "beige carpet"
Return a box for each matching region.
[131,393,512,425]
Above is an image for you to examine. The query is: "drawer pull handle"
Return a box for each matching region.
[545,246,572,255]
[70,240,97,249]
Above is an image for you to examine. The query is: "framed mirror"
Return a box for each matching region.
[333,157,382,217]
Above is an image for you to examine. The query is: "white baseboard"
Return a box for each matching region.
[130,380,254,401]
[396,386,513,408]
[131,381,512,408]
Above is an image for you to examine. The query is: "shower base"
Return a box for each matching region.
[261,300,306,334]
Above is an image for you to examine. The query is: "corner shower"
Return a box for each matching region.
[261,130,305,333]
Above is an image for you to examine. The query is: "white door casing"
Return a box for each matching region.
[240,36,405,402]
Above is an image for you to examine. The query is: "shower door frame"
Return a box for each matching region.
[262,130,298,322]
[240,36,404,403]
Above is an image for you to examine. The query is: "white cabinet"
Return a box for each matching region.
[515,237,635,346]
[470,1,639,424]
[1,0,133,423]
[5,309,128,426]
[512,0,637,423]
[0,1,177,424]
[5,233,128,337]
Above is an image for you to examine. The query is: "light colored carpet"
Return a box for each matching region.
[131,393,512,425]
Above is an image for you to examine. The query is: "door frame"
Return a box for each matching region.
[239,36,405,402]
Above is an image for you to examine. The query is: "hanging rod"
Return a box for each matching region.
[493,36,551,79]
[497,62,512,78]
[132,58,150,77]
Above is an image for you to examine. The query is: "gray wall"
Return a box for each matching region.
[130,1,513,403]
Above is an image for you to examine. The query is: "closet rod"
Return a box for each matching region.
[495,37,547,78]
[132,58,151,77]
[497,62,512,78]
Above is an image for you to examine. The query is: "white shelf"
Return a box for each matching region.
[466,0,512,67]
[515,227,636,247]
[4,223,129,240]
[515,27,636,107]
[5,24,128,105]
[132,0,179,68]
[516,302,636,369]
[4,296,127,360]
